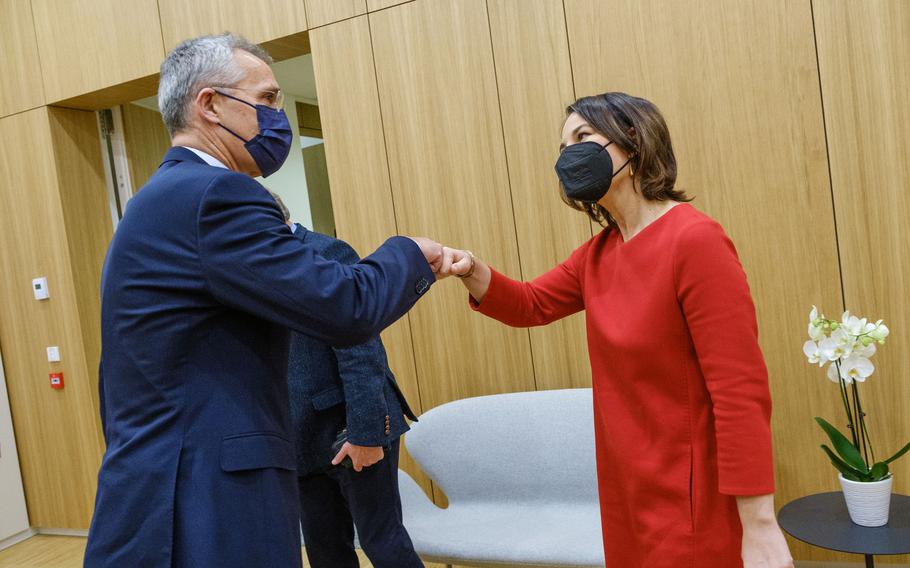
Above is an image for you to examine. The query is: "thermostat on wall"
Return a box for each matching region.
[32,277,49,300]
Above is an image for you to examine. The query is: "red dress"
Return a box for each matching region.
[471,204,774,567]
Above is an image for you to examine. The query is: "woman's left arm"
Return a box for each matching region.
[737,495,794,567]
[675,219,792,567]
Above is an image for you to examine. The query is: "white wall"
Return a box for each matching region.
[0,347,29,540]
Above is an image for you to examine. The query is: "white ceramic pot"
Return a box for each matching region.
[839,473,893,527]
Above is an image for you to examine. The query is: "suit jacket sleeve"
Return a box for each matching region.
[197,173,434,346]
[322,239,395,447]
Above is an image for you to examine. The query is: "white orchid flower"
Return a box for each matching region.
[808,321,824,341]
[842,312,867,336]
[820,328,853,361]
[803,340,822,365]
[854,341,877,359]
[809,305,819,323]
[869,322,890,342]
[841,355,874,383]
[827,362,847,384]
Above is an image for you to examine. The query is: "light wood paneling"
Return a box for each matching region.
[52,75,160,113]
[815,1,910,556]
[305,0,366,29]
[302,144,336,236]
[0,535,451,568]
[369,0,536,410]
[158,0,308,50]
[367,0,412,12]
[0,0,46,117]
[121,103,171,192]
[0,108,105,528]
[310,15,430,495]
[487,0,591,391]
[30,0,164,104]
[565,0,845,561]
[48,107,113,421]
[0,535,88,567]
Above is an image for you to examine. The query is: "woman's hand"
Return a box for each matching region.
[737,494,794,568]
[439,247,492,302]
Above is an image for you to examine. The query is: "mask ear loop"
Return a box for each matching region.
[212,89,255,143]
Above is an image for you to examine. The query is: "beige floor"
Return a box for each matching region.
[0,535,450,568]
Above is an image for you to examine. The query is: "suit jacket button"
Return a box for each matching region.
[415,278,430,294]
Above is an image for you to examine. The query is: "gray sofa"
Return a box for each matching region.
[398,388,605,567]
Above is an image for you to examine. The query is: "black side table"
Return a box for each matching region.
[778,492,910,568]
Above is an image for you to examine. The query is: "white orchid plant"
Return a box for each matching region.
[803,307,909,482]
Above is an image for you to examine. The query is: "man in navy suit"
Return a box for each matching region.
[268,193,424,567]
[85,33,447,567]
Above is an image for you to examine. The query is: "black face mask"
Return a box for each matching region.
[555,141,631,203]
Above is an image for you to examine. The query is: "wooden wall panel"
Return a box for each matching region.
[0,108,105,528]
[367,0,412,12]
[121,104,172,192]
[305,0,366,29]
[815,0,910,551]
[30,0,164,104]
[487,0,591,391]
[369,0,536,411]
[158,0,309,50]
[0,0,46,117]
[310,15,430,495]
[565,0,844,561]
[49,107,113,413]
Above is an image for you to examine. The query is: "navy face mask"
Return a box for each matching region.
[555,141,631,203]
[215,90,293,178]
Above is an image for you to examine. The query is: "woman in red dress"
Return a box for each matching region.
[445,93,793,567]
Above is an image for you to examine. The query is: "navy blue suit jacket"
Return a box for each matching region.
[287,225,418,476]
[84,147,434,567]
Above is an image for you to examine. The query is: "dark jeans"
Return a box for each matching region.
[297,439,424,568]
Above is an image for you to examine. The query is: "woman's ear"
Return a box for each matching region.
[626,127,639,156]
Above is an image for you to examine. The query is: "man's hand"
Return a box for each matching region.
[408,237,444,276]
[331,442,384,472]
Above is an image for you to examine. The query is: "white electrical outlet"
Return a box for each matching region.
[32,277,49,300]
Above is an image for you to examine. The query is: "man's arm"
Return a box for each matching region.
[197,174,436,346]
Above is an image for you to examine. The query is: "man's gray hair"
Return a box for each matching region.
[158,33,272,136]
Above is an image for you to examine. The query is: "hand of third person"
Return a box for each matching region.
[331,442,384,472]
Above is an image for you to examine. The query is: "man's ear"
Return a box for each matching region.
[195,87,220,126]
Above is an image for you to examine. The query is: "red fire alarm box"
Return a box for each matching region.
[49,372,64,389]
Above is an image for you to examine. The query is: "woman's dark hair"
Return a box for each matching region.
[561,92,691,227]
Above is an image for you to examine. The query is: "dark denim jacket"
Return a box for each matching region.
[287,225,417,475]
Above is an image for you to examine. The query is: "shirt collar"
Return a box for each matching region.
[181,146,228,169]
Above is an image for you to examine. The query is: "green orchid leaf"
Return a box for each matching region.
[883,440,910,465]
[815,417,868,473]
[820,444,868,479]
[869,462,890,481]
[841,471,863,482]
